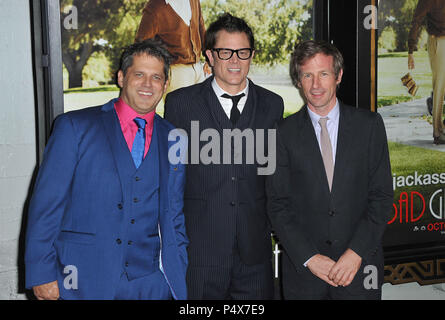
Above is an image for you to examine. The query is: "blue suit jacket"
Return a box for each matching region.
[25,99,188,299]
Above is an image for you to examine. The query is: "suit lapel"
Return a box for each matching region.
[101,99,135,192]
[300,107,331,194]
[203,77,231,130]
[331,103,353,193]
[155,115,169,218]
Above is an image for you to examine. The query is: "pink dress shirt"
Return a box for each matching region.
[114,98,155,158]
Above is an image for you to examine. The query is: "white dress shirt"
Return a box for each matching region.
[211,78,249,119]
[165,0,192,26]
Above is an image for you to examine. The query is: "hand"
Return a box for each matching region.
[328,249,362,287]
[33,280,60,300]
[408,53,415,69]
[306,254,338,287]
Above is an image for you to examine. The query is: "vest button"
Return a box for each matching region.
[131,219,135,224]
[135,176,141,181]
[230,201,236,206]
[117,203,123,210]
[128,240,133,245]
[125,262,129,267]
[133,198,139,203]
[116,238,122,245]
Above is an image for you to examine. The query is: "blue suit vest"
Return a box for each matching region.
[118,123,161,280]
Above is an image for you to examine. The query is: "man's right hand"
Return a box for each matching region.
[408,53,415,69]
[33,280,60,300]
[306,254,338,287]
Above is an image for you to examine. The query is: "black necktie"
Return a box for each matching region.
[221,93,245,125]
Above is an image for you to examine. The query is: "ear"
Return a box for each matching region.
[117,70,124,88]
[205,50,214,67]
[336,69,344,85]
[163,78,170,93]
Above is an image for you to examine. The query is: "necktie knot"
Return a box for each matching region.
[134,117,146,129]
[318,117,329,127]
[221,93,245,104]
[221,93,245,125]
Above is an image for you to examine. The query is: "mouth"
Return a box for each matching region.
[138,90,153,97]
[228,68,241,73]
[310,91,325,98]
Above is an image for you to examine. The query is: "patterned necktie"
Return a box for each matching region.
[319,117,334,191]
[132,117,146,169]
[221,93,246,125]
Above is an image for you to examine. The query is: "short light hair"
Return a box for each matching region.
[289,40,344,88]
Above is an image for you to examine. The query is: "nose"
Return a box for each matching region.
[312,75,321,89]
[229,51,240,63]
[142,75,152,88]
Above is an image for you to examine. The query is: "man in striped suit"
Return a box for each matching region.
[164,13,284,299]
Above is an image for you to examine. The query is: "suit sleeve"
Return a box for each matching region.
[170,159,188,271]
[266,126,319,267]
[408,0,430,53]
[164,92,181,128]
[25,115,78,288]
[348,113,393,259]
[197,0,206,48]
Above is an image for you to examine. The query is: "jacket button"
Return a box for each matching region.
[326,240,332,245]
[128,240,133,245]
[117,203,123,210]
[130,219,135,224]
[328,210,335,216]
[125,262,129,267]
[133,198,139,203]
[230,201,236,206]
[135,176,141,181]
[116,238,122,245]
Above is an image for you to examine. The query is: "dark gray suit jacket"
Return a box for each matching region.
[266,102,393,298]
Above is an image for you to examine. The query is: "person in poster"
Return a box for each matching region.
[408,0,445,144]
[136,0,207,96]
[24,39,188,300]
[164,13,284,299]
[266,40,393,299]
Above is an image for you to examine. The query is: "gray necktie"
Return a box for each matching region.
[319,117,333,191]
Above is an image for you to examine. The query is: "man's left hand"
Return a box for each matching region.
[328,249,362,287]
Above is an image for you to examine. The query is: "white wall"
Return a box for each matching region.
[0,0,36,299]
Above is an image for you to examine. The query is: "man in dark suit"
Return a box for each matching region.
[164,13,284,299]
[266,40,393,299]
[25,39,188,300]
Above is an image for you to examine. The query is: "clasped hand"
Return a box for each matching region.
[306,249,362,287]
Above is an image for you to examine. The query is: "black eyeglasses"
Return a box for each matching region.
[211,48,254,60]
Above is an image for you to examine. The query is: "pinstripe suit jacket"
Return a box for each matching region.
[164,76,284,267]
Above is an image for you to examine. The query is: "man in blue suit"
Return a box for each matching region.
[25,39,188,300]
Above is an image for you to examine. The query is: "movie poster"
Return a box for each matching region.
[378,0,445,260]
[59,0,313,117]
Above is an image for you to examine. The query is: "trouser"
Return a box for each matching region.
[428,35,445,137]
[113,270,171,300]
[186,246,274,300]
[166,61,207,96]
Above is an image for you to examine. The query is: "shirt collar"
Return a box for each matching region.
[212,77,249,98]
[114,98,155,127]
[307,99,340,127]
